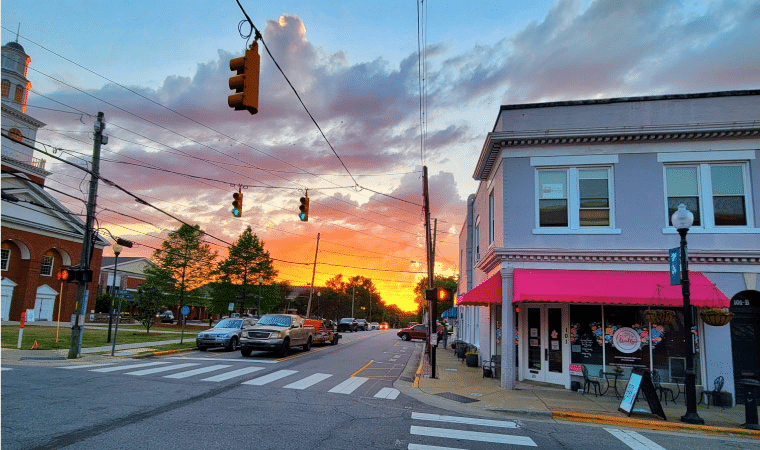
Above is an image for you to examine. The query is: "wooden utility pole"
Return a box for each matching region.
[306,232,320,318]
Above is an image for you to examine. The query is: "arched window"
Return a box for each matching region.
[8,128,23,142]
[14,85,23,103]
[1,80,9,97]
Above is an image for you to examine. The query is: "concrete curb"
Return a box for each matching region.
[553,411,760,438]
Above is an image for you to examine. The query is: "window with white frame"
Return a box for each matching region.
[665,162,751,229]
[1,248,10,270]
[474,216,481,261]
[536,166,614,231]
[488,190,495,244]
[40,255,54,276]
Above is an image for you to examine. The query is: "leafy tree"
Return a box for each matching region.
[94,293,112,313]
[151,224,217,315]
[133,282,164,333]
[214,226,277,314]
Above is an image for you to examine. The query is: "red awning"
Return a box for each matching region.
[458,272,502,306]
[513,269,729,308]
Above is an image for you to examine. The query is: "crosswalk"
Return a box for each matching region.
[57,361,400,400]
[407,412,536,449]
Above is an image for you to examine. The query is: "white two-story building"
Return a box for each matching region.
[457,90,760,406]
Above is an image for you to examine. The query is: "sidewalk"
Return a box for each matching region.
[413,344,760,438]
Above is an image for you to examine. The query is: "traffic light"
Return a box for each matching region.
[228,42,260,114]
[299,195,310,221]
[58,267,93,283]
[232,190,243,217]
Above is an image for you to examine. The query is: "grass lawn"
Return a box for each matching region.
[1,323,200,351]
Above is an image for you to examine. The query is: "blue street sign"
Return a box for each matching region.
[180,305,190,316]
[669,247,681,286]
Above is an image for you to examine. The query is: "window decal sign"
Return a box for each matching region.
[612,327,641,353]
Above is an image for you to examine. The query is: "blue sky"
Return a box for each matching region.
[3,0,759,309]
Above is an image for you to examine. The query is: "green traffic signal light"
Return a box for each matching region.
[232,191,243,217]
[299,195,309,221]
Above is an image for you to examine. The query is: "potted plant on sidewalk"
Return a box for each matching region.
[465,348,479,367]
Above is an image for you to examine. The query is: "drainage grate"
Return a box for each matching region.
[435,392,479,403]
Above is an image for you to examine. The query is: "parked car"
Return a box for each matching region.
[337,318,358,332]
[370,322,379,330]
[379,322,389,330]
[356,319,369,331]
[196,317,257,351]
[239,314,314,357]
[397,324,427,341]
[160,310,174,323]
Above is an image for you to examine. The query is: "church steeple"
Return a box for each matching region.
[2,38,32,113]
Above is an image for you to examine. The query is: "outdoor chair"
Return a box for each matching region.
[700,376,725,408]
[581,365,601,396]
[482,355,501,378]
[652,370,676,404]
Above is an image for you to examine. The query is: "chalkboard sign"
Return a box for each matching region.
[618,368,666,420]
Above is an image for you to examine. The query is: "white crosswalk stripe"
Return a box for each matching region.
[374,387,400,399]
[126,363,199,376]
[242,369,298,386]
[90,361,171,372]
[164,364,232,379]
[201,366,264,382]
[408,411,536,449]
[328,376,368,394]
[283,373,332,389]
[605,428,666,450]
[58,363,116,370]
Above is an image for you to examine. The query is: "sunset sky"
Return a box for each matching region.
[3,0,758,312]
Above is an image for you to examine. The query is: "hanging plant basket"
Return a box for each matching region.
[700,308,734,326]
[645,309,676,325]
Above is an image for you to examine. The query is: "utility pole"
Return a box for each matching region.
[352,285,355,318]
[68,112,105,359]
[423,166,437,378]
[306,232,320,318]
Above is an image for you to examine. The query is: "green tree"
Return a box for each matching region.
[414,275,458,321]
[133,282,164,333]
[151,224,217,316]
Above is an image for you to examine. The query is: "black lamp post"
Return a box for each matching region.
[672,203,704,425]
[106,243,122,343]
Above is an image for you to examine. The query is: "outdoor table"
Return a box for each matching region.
[601,371,624,399]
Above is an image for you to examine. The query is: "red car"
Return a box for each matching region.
[397,324,427,341]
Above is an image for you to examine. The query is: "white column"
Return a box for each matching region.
[501,267,516,390]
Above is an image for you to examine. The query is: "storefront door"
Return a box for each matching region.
[525,304,568,385]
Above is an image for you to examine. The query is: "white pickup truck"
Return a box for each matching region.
[239,314,314,357]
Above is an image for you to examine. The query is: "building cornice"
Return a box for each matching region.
[1,103,46,128]
[476,247,760,274]
[474,123,760,180]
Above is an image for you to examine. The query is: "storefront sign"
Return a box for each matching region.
[569,364,583,376]
[612,327,641,353]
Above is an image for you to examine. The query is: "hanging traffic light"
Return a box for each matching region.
[228,42,260,115]
[232,189,243,217]
[299,195,310,221]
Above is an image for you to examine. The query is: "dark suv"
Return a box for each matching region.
[337,318,358,332]
[355,319,369,331]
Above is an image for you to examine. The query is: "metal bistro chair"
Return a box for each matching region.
[652,370,677,405]
[582,365,601,397]
[700,376,725,408]
[482,355,500,378]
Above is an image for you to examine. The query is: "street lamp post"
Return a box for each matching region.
[672,204,704,425]
[106,243,122,343]
[258,275,263,317]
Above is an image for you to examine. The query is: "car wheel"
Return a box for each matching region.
[401,333,410,341]
[352,326,358,332]
[279,339,290,357]
[197,346,206,351]
[303,337,312,352]
[241,347,252,357]
[226,336,238,351]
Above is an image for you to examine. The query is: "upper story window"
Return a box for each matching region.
[1,80,9,97]
[474,216,481,261]
[8,128,23,142]
[40,255,54,276]
[488,190,495,244]
[14,85,23,103]
[1,248,10,271]
[665,162,752,229]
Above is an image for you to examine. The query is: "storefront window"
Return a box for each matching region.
[571,306,604,377]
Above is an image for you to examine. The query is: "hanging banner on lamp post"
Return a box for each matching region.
[669,247,681,286]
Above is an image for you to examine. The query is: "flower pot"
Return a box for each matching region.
[645,309,676,325]
[701,311,733,326]
[466,353,479,367]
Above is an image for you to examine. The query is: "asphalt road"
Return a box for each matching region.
[2,329,757,450]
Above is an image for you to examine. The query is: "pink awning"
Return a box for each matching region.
[458,272,502,306]
[513,269,729,308]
